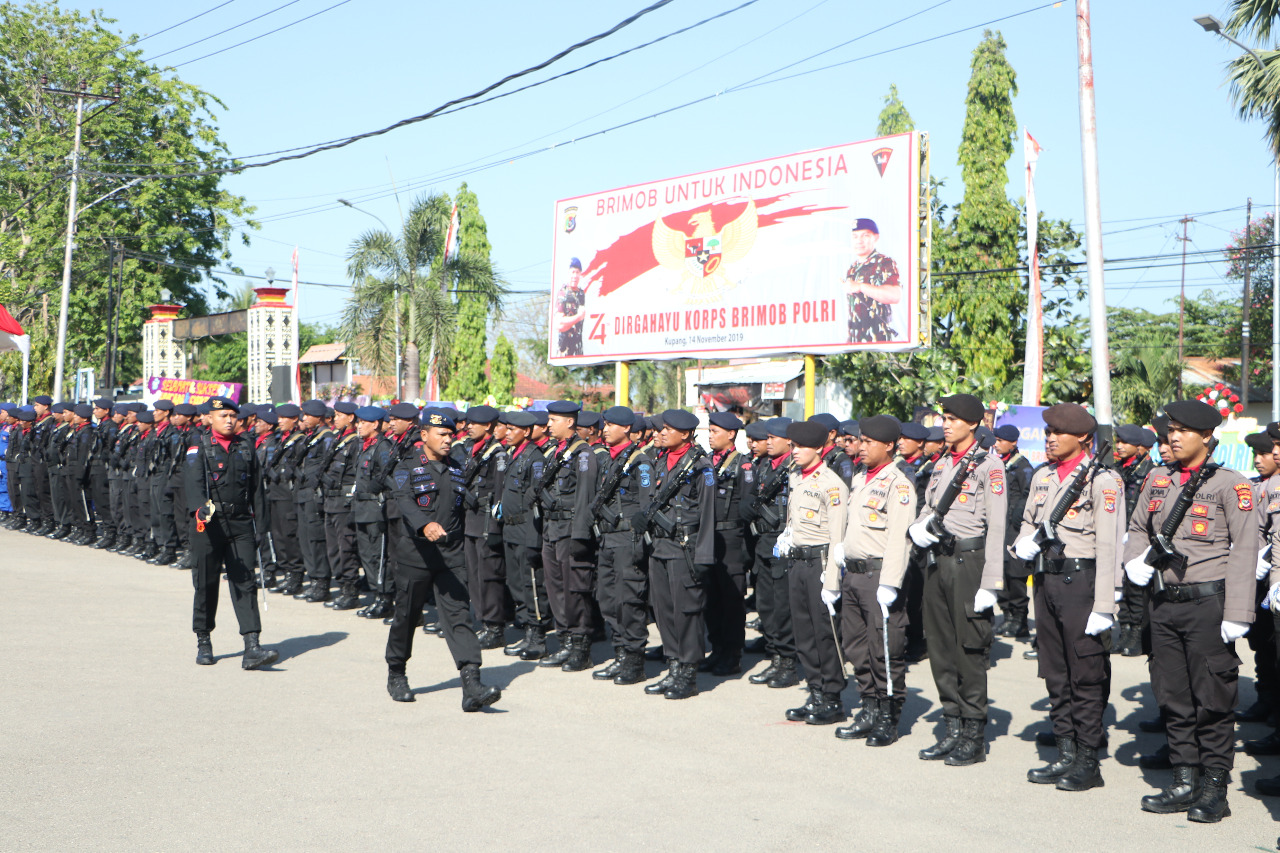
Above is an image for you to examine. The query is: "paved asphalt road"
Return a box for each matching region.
[2,527,1278,851]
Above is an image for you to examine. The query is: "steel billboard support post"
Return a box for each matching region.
[616,361,629,407]
[804,355,816,419]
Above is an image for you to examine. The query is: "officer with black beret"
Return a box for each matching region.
[496,410,553,659]
[701,410,752,677]
[458,405,510,648]
[126,410,155,558]
[351,406,396,619]
[1240,430,1280,735]
[812,412,855,486]
[1112,423,1158,656]
[185,397,280,670]
[992,423,1034,640]
[264,403,308,596]
[295,400,337,602]
[319,402,363,610]
[87,398,117,549]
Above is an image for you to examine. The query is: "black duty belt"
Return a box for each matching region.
[790,543,829,561]
[504,511,528,525]
[601,517,633,533]
[843,556,883,574]
[1038,558,1096,575]
[939,535,985,555]
[652,523,699,541]
[354,491,383,501]
[1156,579,1226,604]
[546,510,574,521]
[715,521,741,531]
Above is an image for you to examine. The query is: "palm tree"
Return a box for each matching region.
[1111,330,1181,424]
[1224,3,1280,155]
[340,192,504,400]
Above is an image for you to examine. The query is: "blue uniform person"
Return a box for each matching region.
[184,397,279,670]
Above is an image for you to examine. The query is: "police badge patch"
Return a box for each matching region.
[704,469,715,487]
[394,470,409,488]
[1102,489,1117,514]
[896,483,911,505]
[579,453,590,472]
[744,467,753,484]
[989,470,1005,495]
[639,464,652,488]
[1235,482,1254,511]
[827,487,841,507]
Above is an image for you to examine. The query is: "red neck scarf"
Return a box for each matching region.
[666,441,692,471]
[609,440,632,460]
[1054,451,1088,482]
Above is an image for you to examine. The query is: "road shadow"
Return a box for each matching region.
[272,631,348,664]
[1238,764,1280,820]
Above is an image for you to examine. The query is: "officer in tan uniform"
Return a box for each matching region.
[834,415,915,746]
[1011,404,1122,792]
[908,393,1006,766]
[1123,399,1257,823]
[781,419,849,726]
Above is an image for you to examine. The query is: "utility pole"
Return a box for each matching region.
[1243,200,1252,410]
[1176,215,1193,397]
[42,78,118,400]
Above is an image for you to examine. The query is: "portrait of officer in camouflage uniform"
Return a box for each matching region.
[844,218,901,344]
[555,257,590,357]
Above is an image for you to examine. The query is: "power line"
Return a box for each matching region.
[171,0,357,68]
[141,0,307,63]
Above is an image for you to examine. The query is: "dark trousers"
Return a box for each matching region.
[464,535,507,626]
[754,543,795,658]
[998,556,1031,620]
[597,536,649,653]
[127,478,149,542]
[4,459,17,516]
[150,480,176,551]
[33,459,52,524]
[841,569,907,701]
[504,539,549,631]
[1248,580,1279,709]
[299,500,330,580]
[49,466,68,526]
[270,500,303,574]
[324,510,360,585]
[541,538,595,636]
[356,520,393,594]
[924,542,993,720]
[1118,575,1152,652]
[385,559,480,672]
[191,515,262,635]
[1034,569,1110,749]
[649,552,705,664]
[109,479,127,536]
[788,555,846,696]
[1150,592,1239,772]
[91,473,113,537]
[173,479,189,551]
[904,554,926,648]
[705,530,747,656]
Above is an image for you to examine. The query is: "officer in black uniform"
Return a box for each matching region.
[321,402,363,610]
[89,398,118,549]
[496,411,553,660]
[702,411,751,677]
[1114,423,1157,657]
[45,402,73,540]
[812,412,855,487]
[185,397,279,670]
[589,405,656,684]
[13,408,39,526]
[146,399,178,564]
[27,395,55,534]
[458,404,510,648]
[384,408,502,712]
[169,403,198,567]
[267,404,307,596]
[296,400,336,602]
[639,408,715,700]
[63,404,96,544]
[127,409,155,558]
[350,406,394,619]
[994,423,1034,639]
[107,405,137,551]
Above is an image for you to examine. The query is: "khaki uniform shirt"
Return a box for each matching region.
[1255,473,1280,556]
[1124,463,1259,624]
[841,462,916,589]
[787,463,849,592]
[924,445,1007,589]
[1016,456,1125,613]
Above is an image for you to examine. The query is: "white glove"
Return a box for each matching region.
[1220,620,1250,643]
[1114,589,1123,603]
[876,584,898,608]
[820,587,840,616]
[973,588,997,613]
[1084,612,1114,636]
[776,528,794,555]
[1013,535,1041,561]
[1257,554,1271,582]
[1124,548,1154,586]
[833,542,845,566]
[1269,583,1280,612]
[908,514,939,547]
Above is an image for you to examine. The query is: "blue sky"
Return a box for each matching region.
[70,0,1278,342]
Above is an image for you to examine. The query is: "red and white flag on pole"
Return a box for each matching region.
[425,203,460,402]
[291,247,302,402]
[1021,129,1044,407]
[0,303,28,355]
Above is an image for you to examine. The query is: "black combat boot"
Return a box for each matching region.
[698,649,724,673]
[241,632,279,670]
[387,669,414,702]
[1140,765,1201,814]
[664,662,698,700]
[645,660,678,694]
[561,634,593,672]
[1186,768,1231,823]
[304,579,330,603]
[520,628,548,661]
[713,650,742,677]
[505,626,532,656]
[476,623,505,650]
[787,687,822,721]
[1119,625,1143,657]
[195,632,215,665]
[749,655,781,685]
[332,583,360,611]
[108,534,130,553]
[644,644,665,661]
[919,715,963,760]
[866,698,902,747]
[93,534,115,550]
[613,649,646,685]
[1028,736,1077,784]
[539,633,573,667]
[136,542,157,561]
[944,718,986,766]
[177,550,195,569]
[261,568,277,590]
[364,595,392,620]
[593,648,623,680]
[766,656,800,688]
[45,524,68,540]
[805,693,846,725]
[1245,730,1280,756]
[459,664,501,711]
[151,548,177,566]
[835,698,880,739]
[277,571,304,596]
[1056,743,1103,792]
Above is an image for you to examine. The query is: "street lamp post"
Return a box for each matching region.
[338,198,401,400]
[1197,14,1280,420]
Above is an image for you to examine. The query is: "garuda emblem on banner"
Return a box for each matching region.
[651,199,758,304]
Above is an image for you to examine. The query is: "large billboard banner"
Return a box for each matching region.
[145,376,243,406]
[549,133,923,365]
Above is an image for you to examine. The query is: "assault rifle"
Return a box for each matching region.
[1032,441,1111,564]
[1145,437,1220,593]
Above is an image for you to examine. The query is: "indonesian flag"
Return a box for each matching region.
[0,304,29,355]
[1021,129,1044,407]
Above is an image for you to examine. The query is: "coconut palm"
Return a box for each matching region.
[340,192,504,399]
[1110,330,1181,424]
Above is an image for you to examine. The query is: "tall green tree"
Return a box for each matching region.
[1223,212,1274,392]
[0,1,256,397]
[877,84,915,135]
[444,182,492,402]
[1224,2,1280,155]
[490,333,517,404]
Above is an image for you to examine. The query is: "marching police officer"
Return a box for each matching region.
[836,415,915,745]
[1012,404,1122,792]
[909,393,1006,766]
[1123,399,1256,822]
[184,397,279,670]
[384,408,501,712]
